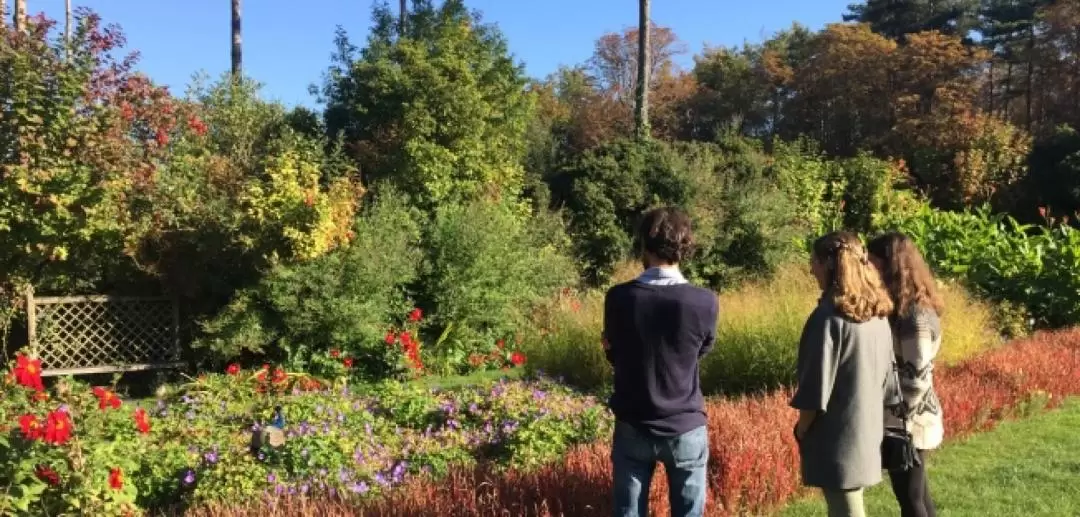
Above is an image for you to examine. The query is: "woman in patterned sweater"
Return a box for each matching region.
[868,232,945,517]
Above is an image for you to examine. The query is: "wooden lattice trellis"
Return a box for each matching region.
[26,288,184,376]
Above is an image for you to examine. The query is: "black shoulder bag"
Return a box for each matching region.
[881,358,921,472]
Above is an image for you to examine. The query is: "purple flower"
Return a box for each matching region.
[468,403,479,414]
[349,481,369,494]
[183,470,196,485]
[533,389,547,400]
[185,410,196,421]
[267,472,277,483]
[275,484,285,495]
[204,450,219,465]
[300,484,310,494]
[339,469,351,483]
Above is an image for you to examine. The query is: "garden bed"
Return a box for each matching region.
[0,363,608,516]
[193,327,1080,517]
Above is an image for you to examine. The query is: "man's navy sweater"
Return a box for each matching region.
[603,280,719,437]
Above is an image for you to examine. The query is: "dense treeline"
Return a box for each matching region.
[3,0,1078,374]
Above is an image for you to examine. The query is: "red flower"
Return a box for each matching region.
[272,368,287,384]
[1038,206,1048,219]
[187,115,208,136]
[32,391,50,403]
[330,349,341,358]
[155,128,169,147]
[384,332,397,345]
[34,465,60,487]
[108,468,123,490]
[408,308,423,322]
[468,354,486,367]
[13,354,44,391]
[18,414,43,440]
[343,358,354,368]
[133,408,151,434]
[226,363,240,376]
[43,410,72,445]
[92,387,122,410]
[510,352,527,367]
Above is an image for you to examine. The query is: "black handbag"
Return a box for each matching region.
[882,359,921,472]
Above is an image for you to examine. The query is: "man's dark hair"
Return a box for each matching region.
[637,207,695,264]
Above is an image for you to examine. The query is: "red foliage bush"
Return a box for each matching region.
[192,329,1080,517]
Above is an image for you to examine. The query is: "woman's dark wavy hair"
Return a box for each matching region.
[636,207,695,264]
[867,232,945,318]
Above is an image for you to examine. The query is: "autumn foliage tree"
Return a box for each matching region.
[0,12,363,336]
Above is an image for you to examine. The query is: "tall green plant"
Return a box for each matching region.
[886,204,1080,328]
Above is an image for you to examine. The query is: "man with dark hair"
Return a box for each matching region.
[603,206,719,517]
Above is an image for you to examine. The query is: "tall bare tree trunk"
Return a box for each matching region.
[65,0,72,56]
[634,0,650,140]
[1,0,7,28]
[13,0,25,32]
[231,0,242,80]
[400,0,407,36]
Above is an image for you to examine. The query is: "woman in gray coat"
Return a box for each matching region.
[792,231,895,517]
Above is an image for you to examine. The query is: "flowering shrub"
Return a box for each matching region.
[0,355,606,515]
[193,328,1080,517]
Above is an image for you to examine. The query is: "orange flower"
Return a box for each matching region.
[133,408,151,434]
[108,468,123,490]
[32,391,50,403]
[13,354,44,391]
[92,387,122,410]
[43,410,72,445]
[18,413,43,440]
[271,368,287,384]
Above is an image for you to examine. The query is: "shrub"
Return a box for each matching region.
[885,204,1080,328]
[552,137,816,289]
[419,199,578,370]
[195,189,422,379]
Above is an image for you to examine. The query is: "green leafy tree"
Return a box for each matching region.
[320,0,532,209]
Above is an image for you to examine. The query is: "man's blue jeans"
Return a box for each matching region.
[611,421,709,517]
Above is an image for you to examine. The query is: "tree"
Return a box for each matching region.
[65,0,71,48]
[321,0,532,208]
[13,0,24,31]
[400,0,407,35]
[635,0,650,139]
[231,0,241,78]
[844,0,979,41]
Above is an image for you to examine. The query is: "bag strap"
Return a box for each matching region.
[888,356,910,427]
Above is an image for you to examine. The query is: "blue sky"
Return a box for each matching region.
[32,0,853,107]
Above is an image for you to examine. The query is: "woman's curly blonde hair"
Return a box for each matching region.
[813,231,894,323]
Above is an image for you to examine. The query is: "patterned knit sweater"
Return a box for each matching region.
[885,305,945,450]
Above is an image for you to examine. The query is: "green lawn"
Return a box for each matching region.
[778,400,1080,517]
